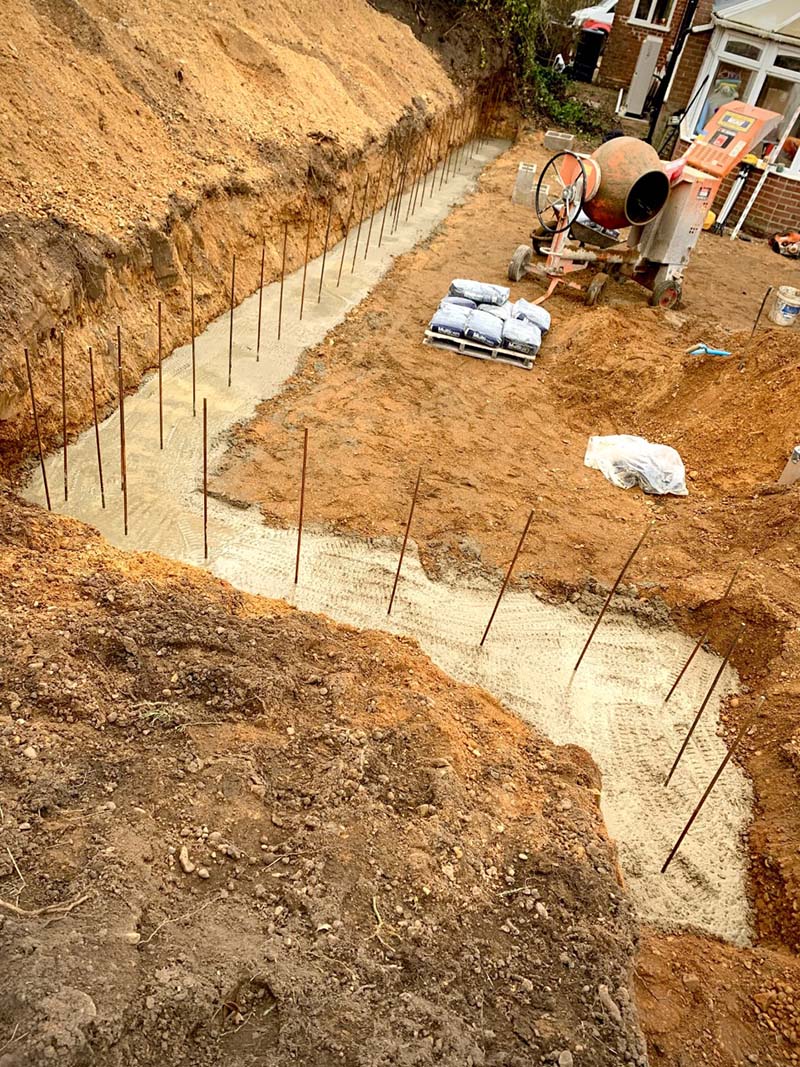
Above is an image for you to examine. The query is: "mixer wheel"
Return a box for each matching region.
[535,151,587,235]
[651,277,682,309]
[585,272,609,307]
[508,245,533,282]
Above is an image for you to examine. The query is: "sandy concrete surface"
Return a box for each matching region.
[24,137,752,945]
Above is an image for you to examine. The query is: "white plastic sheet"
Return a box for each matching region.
[584,434,688,496]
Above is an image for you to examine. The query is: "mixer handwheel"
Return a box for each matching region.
[535,151,587,235]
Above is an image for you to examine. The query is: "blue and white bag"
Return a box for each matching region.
[464,309,503,347]
[429,304,471,339]
[512,298,551,334]
[449,279,510,307]
[502,317,541,356]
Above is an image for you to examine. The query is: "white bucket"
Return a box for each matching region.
[767,285,800,327]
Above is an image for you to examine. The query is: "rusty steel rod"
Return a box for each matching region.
[318,200,333,303]
[661,707,757,874]
[391,144,411,234]
[88,345,105,508]
[203,397,208,560]
[117,326,128,536]
[663,565,741,704]
[60,332,68,501]
[409,135,427,217]
[190,271,197,416]
[664,623,745,788]
[278,220,288,339]
[387,467,422,616]
[294,427,308,585]
[256,240,265,360]
[378,152,398,248]
[351,177,370,271]
[24,347,51,511]
[157,300,163,450]
[299,208,312,320]
[480,509,534,646]
[573,523,651,674]
[228,253,235,388]
[337,186,357,287]
[364,152,386,259]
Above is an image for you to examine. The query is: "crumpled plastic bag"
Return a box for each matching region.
[584,434,688,496]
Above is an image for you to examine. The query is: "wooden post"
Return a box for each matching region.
[294,427,308,585]
[664,623,745,787]
[60,332,68,501]
[256,239,266,361]
[387,467,422,616]
[157,300,163,450]
[228,253,235,388]
[661,707,757,873]
[88,345,105,508]
[203,397,208,560]
[573,524,651,674]
[190,271,197,416]
[23,347,51,511]
[480,510,534,646]
[278,220,288,339]
[117,325,128,536]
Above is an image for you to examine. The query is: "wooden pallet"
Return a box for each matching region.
[423,329,536,370]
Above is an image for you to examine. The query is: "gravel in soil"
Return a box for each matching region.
[0,488,648,1066]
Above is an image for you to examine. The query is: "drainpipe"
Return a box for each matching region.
[646,0,701,144]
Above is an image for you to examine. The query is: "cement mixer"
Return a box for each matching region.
[509,102,783,309]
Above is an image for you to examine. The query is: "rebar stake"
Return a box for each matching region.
[337,186,357,287]
[256,240,265,361]
[228,254,236,388]
[387,467,422,616]
[88,346,105,508]
[318,201,333,303]
[117,326,128,536]
[300,209,312,320]
[157,300,163,450]
[364,152,386,259]
[480,510,534,646]
[352,177,370,271]
[663,565,741,704]
[190,271,197,416]
[203,397,208,561]
[60,332,68,502]
[664,623,745,787]
[24,347,51,511]
[278,220,288,339]
[573,523,651,674]
[661,705,758,873]
[295,427,308,585]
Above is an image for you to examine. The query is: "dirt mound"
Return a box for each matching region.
[0,0,483,473]
[0,488,647,1066]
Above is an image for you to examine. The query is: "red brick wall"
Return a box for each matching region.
[674,138,800,236]
[600,0,714,93]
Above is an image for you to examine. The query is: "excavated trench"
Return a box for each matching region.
[24,136,752,946]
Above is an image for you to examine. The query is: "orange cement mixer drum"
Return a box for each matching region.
[584,136,670,231]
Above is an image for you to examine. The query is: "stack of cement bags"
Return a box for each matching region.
[429,280,550,357]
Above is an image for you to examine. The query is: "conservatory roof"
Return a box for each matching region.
[713,0,800,41]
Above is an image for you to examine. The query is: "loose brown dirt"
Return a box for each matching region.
[213,130,800,1064]
[0,488,650,1066]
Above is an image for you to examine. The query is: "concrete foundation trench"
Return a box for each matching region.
[24,138,752,946]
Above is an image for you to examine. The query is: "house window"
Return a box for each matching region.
[683,29,800,177]
[630,0,676,29]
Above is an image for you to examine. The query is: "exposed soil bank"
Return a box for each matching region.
[0,489,649,1067]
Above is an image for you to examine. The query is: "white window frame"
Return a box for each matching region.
[628,0,677,33]
[681,27,800,179]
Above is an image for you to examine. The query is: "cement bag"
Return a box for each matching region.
[430,304,471,339]
[449,279,510,307]
[513,298,551,334]
[440,296,477,310]
[502,317,541,356]
[478,301,513,321]
[584,434,688,496]
[464,309,503,347]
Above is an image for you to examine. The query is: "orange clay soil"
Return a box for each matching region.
[214,132,800,1064]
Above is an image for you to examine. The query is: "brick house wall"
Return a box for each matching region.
[600,0,714,92]
[674,138,800,235]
